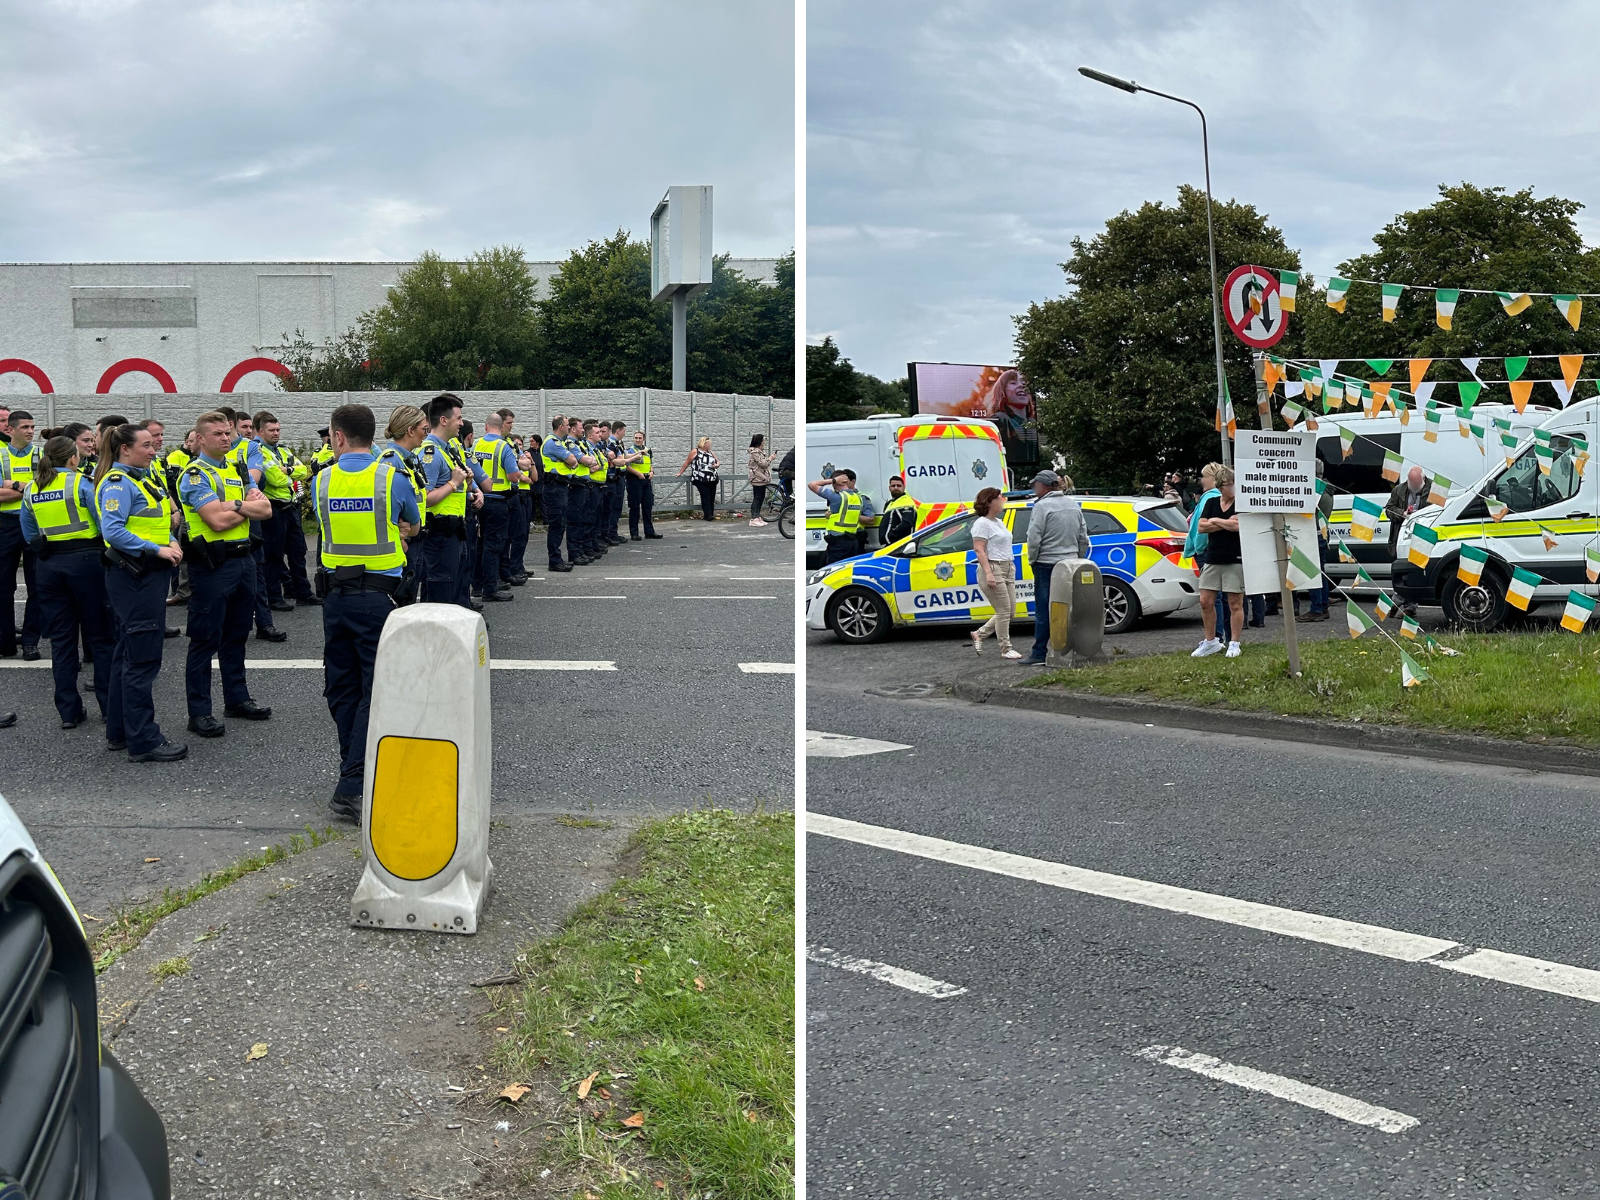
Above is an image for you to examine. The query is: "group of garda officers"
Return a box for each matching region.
[537,412,662,573]
[0,395,664,822]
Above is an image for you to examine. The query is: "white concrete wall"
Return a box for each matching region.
[0,258,778,398]
[21,388,794,511]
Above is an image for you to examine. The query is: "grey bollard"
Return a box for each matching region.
[1047,557,1107,665]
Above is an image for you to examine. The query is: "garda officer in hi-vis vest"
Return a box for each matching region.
[809,468,868,564]
[21,435,114,728]
[96,422,187,761]
[178,410,275,740]
[377,404,431,594]
[539,414,580,571]
[626,428,661,540]
[254,409,317,611]
[469,410,526,602]
[418,394,479,606]
[0,408,42,659]
[602,420,630,546]
[312,402,421,823]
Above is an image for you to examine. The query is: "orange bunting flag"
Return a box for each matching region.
[1561,354,1584,393]
[1508,379,1535,412]
[1371,382,1393,414]
[1263,358,1281,393]
[1409,359,1432,392]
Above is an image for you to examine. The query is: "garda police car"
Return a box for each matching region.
[1392,396,1600,631]
[805,495,1199,642]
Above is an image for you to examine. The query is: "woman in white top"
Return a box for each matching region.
[968,487,1020,658]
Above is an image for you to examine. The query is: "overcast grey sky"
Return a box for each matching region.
[809,0,1600,380]
[0,0,793,262]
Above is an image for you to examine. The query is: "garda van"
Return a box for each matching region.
[1319,402,1553,587]
[1392,398,1599,631]
[805,414,1010,567]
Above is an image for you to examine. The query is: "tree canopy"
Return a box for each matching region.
[804,338,907,422]
[276,238,794,398]
[1014,185,1300,492]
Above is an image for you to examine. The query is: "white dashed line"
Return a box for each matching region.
[807,813,1600,1006]
[806,945,968,999]
[605,576,681,580]
[805,731,912,758]
[674,595,777,600]
[491,660,618,671]
[1134,1045,1419,1134]
[533,595,627,600]
[738,662,796,673]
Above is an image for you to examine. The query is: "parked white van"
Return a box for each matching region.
[1392,398,1600,630]
[1319,403,1554,587]
[804,415,1010,566]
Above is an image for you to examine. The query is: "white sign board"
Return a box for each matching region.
[1240,512,1322,595]
[1235,428,1318,514]
[650,185,714,301]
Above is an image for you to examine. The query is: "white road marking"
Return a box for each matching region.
[806,731,912,758]
[807,945,967,999]
[807,814,1600,1006]
[492,660,618,671]
[605,576,681,580]
[533,595,627,600]
[674,595,777,600]
[1134,1045,1419,1134]
[728,576,794,581]
[739,662,796,673]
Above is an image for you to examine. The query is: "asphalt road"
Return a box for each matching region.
[2,515,795,916]
[807,669,1600,1195]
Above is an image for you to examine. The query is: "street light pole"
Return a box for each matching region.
[1079,67,1231,465]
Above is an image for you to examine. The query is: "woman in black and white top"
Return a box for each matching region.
[677,437,721,521]
[968,487,1021,658]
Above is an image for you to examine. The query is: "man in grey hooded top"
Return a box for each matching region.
[1022,469,1090,665]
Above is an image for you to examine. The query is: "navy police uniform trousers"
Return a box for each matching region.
[186,555,257,717]
[106,562,171,754]
[322,587,393,799]
[542,480,569,567]
[37,545,113,723]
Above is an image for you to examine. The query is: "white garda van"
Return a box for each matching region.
[1320,402,1555,587]
[804,415,1011,567]
[1393,398,1600,630]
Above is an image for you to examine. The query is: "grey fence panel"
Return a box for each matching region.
[34,388,792,510]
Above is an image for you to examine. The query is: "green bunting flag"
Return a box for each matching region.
[1327,277,1352,312]
[1347,602,1376,639]
[1279,270,1298,312]
[1505,355,1530,381]
[1458,380,1482,410]
[1435,288,1459,330]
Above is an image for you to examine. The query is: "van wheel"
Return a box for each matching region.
[1102,578,1141,635]
[1442,569,1508,633]
[828,587,892,644]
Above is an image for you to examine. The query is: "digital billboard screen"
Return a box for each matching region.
[906,362,1040,465]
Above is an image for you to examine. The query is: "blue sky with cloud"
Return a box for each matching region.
[809,0,1600,379]
[0,0,793,262]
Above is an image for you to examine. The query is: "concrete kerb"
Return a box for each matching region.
[950,678,1600,779]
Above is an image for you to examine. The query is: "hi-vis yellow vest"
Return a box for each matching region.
[634,446,652,476]
[25,469,98,542]
[586,439,607,484]
[96,468,174,548]
[542,436,576,478]
[421,438,467,518]
[1,443,35,513]
[317,461,405,572]
[379,446,427,529]
[182,459,250,544]
[472,436,513,494]
[824,490,864,535]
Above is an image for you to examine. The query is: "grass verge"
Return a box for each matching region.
[92,825,344,974]
[496,808,794,1200]
[1023,629,1600,746]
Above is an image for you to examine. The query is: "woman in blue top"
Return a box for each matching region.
[22,436,115,728]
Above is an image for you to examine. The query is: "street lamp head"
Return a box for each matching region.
[1078,66,1139,93]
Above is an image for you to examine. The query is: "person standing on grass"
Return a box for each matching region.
[969,487,1022,659]
[1192,465,1245,659]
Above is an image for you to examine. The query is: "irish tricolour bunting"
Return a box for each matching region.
[1408,523,1438,567]
[1506,566,1541,610]
[1562,590,1597,633]
[1347,602,1376,639]
[1587,543,1600,583]
[1435,288,1459,330]
[1326,277,1352,312]
[1349,496,1382,542]
[1278,270,1298,312]
[1401,650,1431,688]
[1458,544,1489,586]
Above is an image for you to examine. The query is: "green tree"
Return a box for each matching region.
[1014,185,1302,492]
[804,338,906,421]
[364,246,543,391]
[275,325,377,392]
[1297,183,1600,403]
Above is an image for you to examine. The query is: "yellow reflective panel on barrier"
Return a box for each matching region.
[370,735,459,882]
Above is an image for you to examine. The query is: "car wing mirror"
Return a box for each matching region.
[898,541,918,556]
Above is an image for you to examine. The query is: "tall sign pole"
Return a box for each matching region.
[650,186,714,392]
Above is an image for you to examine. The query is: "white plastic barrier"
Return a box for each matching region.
[350,603,493,934]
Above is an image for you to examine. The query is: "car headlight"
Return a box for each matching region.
[806,568,830,586]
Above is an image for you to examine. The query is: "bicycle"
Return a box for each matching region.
[763,479,792,522]
[778,498,795,540]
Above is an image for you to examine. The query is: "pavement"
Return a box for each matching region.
[807,612,1600,1197]
[5,515,795,917]
[1,513,795,1196]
